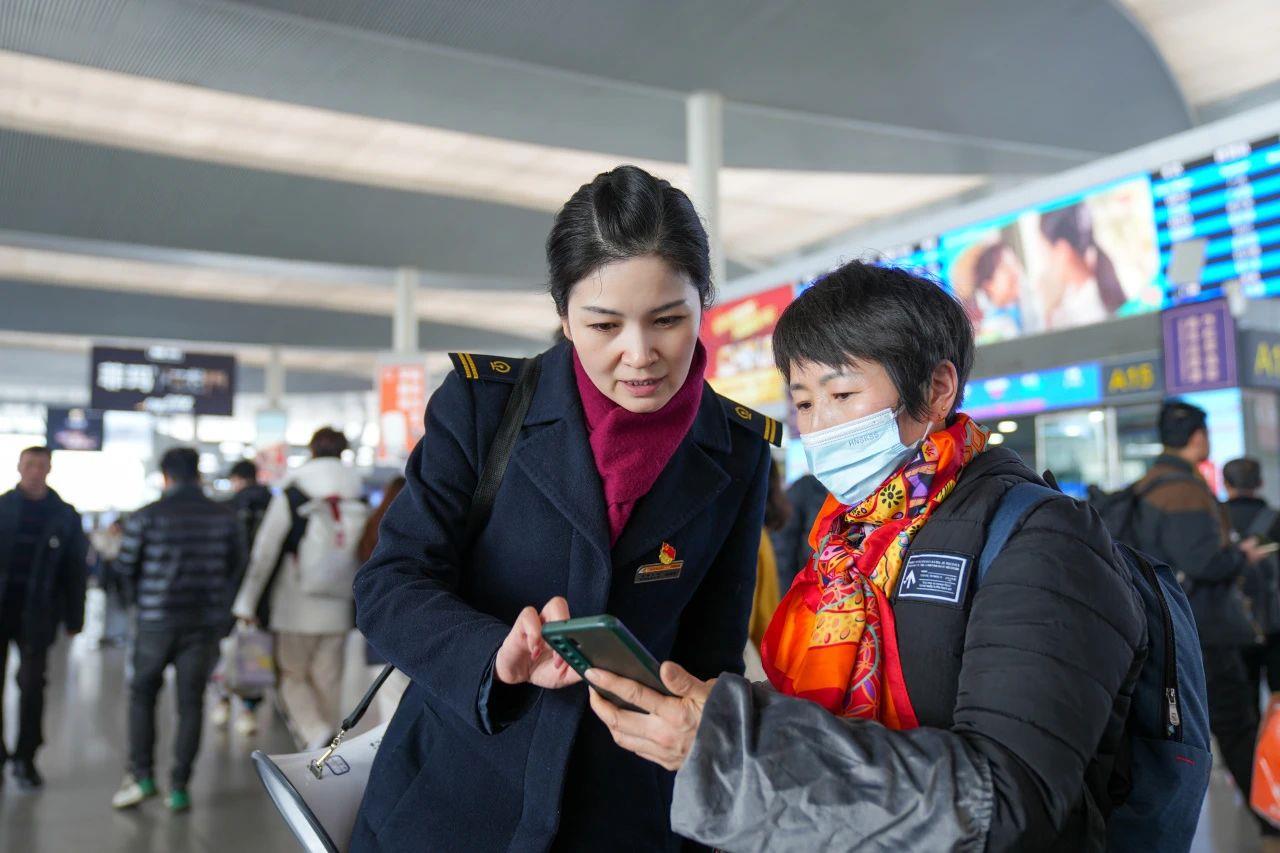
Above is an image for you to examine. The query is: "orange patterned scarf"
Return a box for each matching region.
[761,414,988,728]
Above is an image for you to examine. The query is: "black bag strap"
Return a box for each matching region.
[465,355,543,544]
[320,354,543,755]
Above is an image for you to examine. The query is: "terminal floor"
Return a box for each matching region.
[0,637,1271,852]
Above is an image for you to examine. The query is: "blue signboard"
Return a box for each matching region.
[964,363,1103,421]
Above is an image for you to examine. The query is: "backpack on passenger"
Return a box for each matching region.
[1086,472,1198,553]
[287,486,369,599]
[978,480,1211,853]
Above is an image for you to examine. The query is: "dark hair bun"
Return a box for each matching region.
[547,165,712,315]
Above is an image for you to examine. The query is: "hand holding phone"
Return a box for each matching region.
[541,615,673,713]
[495,597,582,690]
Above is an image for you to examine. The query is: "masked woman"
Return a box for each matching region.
[350,165,778,852]
[588,260,1148,851]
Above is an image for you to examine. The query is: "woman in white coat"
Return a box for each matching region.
[233,427,366,749]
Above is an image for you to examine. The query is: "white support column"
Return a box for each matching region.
[393,267,420,354]
[687,90,725,289]
[264,345,285,410]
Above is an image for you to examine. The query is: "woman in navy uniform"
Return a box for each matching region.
[350,165,780,852]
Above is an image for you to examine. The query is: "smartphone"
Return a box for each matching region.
[541,615,673,713]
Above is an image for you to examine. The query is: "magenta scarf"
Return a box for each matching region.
[572,342,707,544]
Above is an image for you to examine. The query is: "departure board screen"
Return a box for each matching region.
[1151,134,1280,305]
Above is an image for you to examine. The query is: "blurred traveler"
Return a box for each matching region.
[772,472,827,589]
[233,428,366,751]
[589,261,1152,850]
[749,461,788,651]
[210,459,273,736]
[1224,457,1280,702]
[89,518,129,647]
[351,165,774,852]
[356,475,409,725]
[228,459,273,548]
[1128,403,1266,826]
[111,447,243,812]
[0,446,88,791]
[743,462,788,682]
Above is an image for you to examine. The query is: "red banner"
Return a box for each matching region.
[701,284,794,407]
[377,363,428,464]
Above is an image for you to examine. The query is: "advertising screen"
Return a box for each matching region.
[886,177,1163,344]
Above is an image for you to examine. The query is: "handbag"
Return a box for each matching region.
[223,625,276,697]
[251,354,543,853]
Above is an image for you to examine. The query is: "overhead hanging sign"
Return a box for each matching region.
[377,361,428,465]
[1102,356,1164,400]
[90,346,236,416]
[1162,299,1237,395]
[964,362,1103,421]
[46,407,104,451]
[1241,329,1280,390]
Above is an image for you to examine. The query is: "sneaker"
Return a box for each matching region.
[209,698,231,728]
[11,758,43,790]
[234,708,258,736]
[111,774,158,809]
[167,788,191,813]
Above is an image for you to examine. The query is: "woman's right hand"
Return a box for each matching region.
[495,596,582,690]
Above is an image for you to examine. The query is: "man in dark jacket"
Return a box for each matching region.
[110,447,244,813]
[209,458,273,736]
[228,459,272,550]
[1133,402,1263,819]
[0,445,87,790]
[1224,457,1280,701]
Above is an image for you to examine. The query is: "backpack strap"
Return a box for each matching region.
[280,485,310,557]
[1134,471,1201,500]
[976,481,1063,584]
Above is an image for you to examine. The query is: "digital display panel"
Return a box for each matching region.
[1151,134,1280,305]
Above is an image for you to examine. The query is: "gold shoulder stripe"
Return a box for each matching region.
[460,352,479,380]
[717,394,783,447]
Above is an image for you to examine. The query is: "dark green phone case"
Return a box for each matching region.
[541,615,673,713]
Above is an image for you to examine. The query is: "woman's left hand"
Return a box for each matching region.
[586,661,713,772]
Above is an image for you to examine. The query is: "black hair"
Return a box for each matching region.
[1158,400,1208,449]
[309,427,349,459]
[1039,203,1126,312]
[160,447,200,484]
[229,460,257,481]
[1224,457,1262,491]
[19,445,51,461]
[546,165,712,316]
[772,261,974,420]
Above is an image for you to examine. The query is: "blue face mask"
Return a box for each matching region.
[801,407,927,507]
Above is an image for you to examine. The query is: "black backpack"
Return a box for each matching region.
[1087,473,1198,552]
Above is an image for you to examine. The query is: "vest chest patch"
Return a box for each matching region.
[897,551,973,608]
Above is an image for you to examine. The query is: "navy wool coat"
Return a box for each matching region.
[351,341,777,852]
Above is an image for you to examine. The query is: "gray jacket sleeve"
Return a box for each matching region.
[672,676,993,853]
